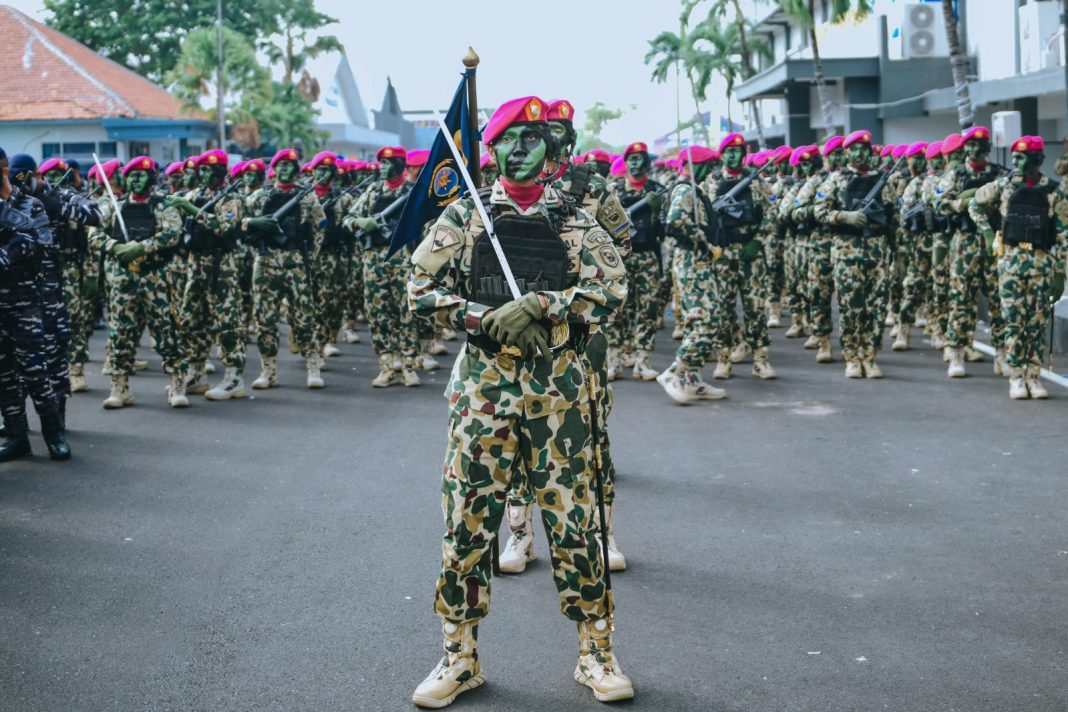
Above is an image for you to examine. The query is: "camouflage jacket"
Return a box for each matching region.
[934,161,1002,223]
[408,179,627,337]
[87,194,182,257]
[244,183,326,255]
[555,164,632,258]
[186,184,246,242]
[812,166,896,232]
[315,187,356,252]
[701,168,772,241]
[969,172,1068,256]
[611,176,665,251]
[787,171,830,225]
[664,179,712,248]
[767,175,797,225]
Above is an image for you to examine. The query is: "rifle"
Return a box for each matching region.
[180,181,242,248]
[624,187,668,219]
[711,161,776,221]
[256,184,315,248]
[321,174,376,213]
[354,191,409,250]
[850,156,907,229]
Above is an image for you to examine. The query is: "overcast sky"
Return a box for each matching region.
[11,0,749,147]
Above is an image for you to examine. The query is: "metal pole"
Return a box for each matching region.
[216,0,225,150]
[463,48,481,187]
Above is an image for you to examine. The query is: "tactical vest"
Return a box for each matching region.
[262,188,307,249]
[1002,183,1056,250]
[563,163,593,204]
[115,199,157,243]
[321,195,343,252]
[364,185,406,249]
[710,175,758,246]
[616,182,659,253]
[184,190,218,253]
[841,173,886,237]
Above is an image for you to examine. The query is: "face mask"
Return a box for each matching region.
[493,125,548,182]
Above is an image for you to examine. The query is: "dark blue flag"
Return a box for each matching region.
[388,70,474,256]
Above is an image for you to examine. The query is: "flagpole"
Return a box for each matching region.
[463,47,481,186]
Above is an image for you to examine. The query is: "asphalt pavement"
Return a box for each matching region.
[1,318,1066,712]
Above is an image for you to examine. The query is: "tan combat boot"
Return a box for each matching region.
[631,350,658,381]
[102,374,134,409]
[69,363,89,393]
[784,313,804,338]
[185,363,210,395]
[606,347,621,381]
[322,342,341,357]
[660,369,698,405]
[372,354,397,388]
[402,356,422,387]
[168,373,189,408]
[574,618,635,702]
[205,367,246,400]
[844,352,863,379]
[412,620,484,709]
[993,348,1008,377]
[1009,367,1029,399]
[964,345,984,362]
[861,348,883,379]
[752,347,777,380]
[712,349,732,380]
[671,322,683,340]
[420,342,441,371]
[499,502,536,574]
[306,356,324,389]
[429,339,449,355]
[342,320,361,344]
[1026,365,1049,399]
[947,348,966,378]
[251,356,279,389]
[892,323,911,351]
[816,337,833,364]
[729,341,752,364]
[803,333,820,349]
[601,504,626,572]
[767,301,782,328]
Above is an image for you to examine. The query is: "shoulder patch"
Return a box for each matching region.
[430,225,461,252]
[588,230,611,245]
[599,245,620,267]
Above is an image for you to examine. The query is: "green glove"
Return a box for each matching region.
[354,216,379,233]
[957,188,978,203]
[740,238,763,263]
[165,195,198,216]
[647,192,664,211]
[247,216,280,235]
[838,210,868,229]
[113,242,145,264]
[1051,272,1066,305]
[513,322,551,360]
[982,229,996,252]
[81,275,99,302]
[483,292,544,345]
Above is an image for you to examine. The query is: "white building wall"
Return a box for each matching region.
[966,2,1019,81]
[0,123,112,159]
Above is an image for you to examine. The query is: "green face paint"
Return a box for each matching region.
[548,122,572,160]
[168,175,184,191]
[492,124,548,182]
[44,169,65,188]
[314,166,335,187]
[946,150,964,168]
[908,156,926,174]
[182,170,198,189]
[692,162,711,183]
[243,170,262,188]
[199,165,224,188]
[625,152,648,179]
[275,160,298,184]
[848,143,871,168]
[801,160,816,177]
[722,146,744,171]
[929,156,945,172]
[381,157,405,181]
[127,170,152,196]
[964,140,986,162]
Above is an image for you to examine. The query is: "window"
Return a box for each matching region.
[43,141,117,162]
[129,141,150,157]
[42,143,61,159]
[63,142,96,155]
[97,142,117,158]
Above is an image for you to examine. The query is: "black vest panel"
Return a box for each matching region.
[842,173,886,236]
[117,200,156,243]
[469,213,570,309]
[617,184,658,253]
[1002,185,1055,250]
[262,188,306,249]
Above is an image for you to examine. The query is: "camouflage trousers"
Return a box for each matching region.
[832,235,890,357]
[0,281,60,418]
[435,347,609,624]
[236,246,255,330]
[673,247,721,370]
[617,250,662,353]
[713,241,770,351]
[929,231,954,337]
[887,226,909,320]
[61,249,96,365]
[782,232,808,317]
[765,226,786,304]
[39,255,71,401]
[252,249,319,359]
[806,235,836,338]
[946,231,1005,349]
[654,238,676,324]
[340,242,365,323]
[180,251,247,371]
[105,256,186,378]
[899,232,933,326]
[363,245,418,356]
[997,248,1058,368]
[314,249,345,347]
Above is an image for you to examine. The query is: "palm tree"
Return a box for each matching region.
[645,21,711,145]
[262,0,343,86]
[702,0,772,146]
[780,0,872,138]
[941,0,974,129]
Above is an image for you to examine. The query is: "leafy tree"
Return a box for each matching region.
[577,103,630,153]
[249,81,329,155]
[43,0,276,83]
[261,0,343,85]
[645,26,711,146]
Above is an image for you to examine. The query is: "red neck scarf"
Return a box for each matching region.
[502,178,544,212]
[314,183,331,198]
[131,191,150,203]
[627,175,648,191]
[385,175,406,191]
[275,181,296,192]
[968,159,987,173]
[724,166,743,177]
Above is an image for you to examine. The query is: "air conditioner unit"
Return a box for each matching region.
[902,3,948,58]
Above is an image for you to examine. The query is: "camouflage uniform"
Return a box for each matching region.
[179,185,248,379]
[813,167,894,365]
[970,172,1068,371]
[342,180,418,370]
[778,175,808,329]
[788,171,833,343]
[612,176,664,356]
[921,169,953,341]
[765,173,795,313]
[898,171,934,328]
[313,188,356,350]
[885,167,912,324]
[56,212,100,376]
[936,162,1006,353]
[244,185,325,363]
[88,197,186,380]
[407,180,627,624]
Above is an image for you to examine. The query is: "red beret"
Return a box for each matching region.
[623,142,648,158]
[184,156,199,171]
[39,158,67,174]
[230,161,247,179]
[122,155,155,177]
[585,148,611,164]
[880,144,895,158]
[479,152,495,170]
[789,145,818,167]
[773,145,793,164]
[197,149,228,168]
[609,157,626,177]
[244,158,266,173]
[308,151,337,171]
[483,96,547,145]
[709,149,722,161]
[678,146,716,164]
[85,165,99,182]
[748,150,770,168]
[925,141,944,160]
[822,136,845,156]
[962,126,990,144]
[941,133,965,155]
[367,161,381,171]
[376,145,407,161]
[270,148,300,169]
[406,149,430,168]
[348,160,368,172]
[905,141,928,158]
[300,163,314,174]
[546,99,575,123]
[572,155,586,165]
[719,132,746,153]
[102,159,121,179]
[892,144,908,159]
[843,130,872,149]
[1011,135,1045,153]
[164,161,185,177]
